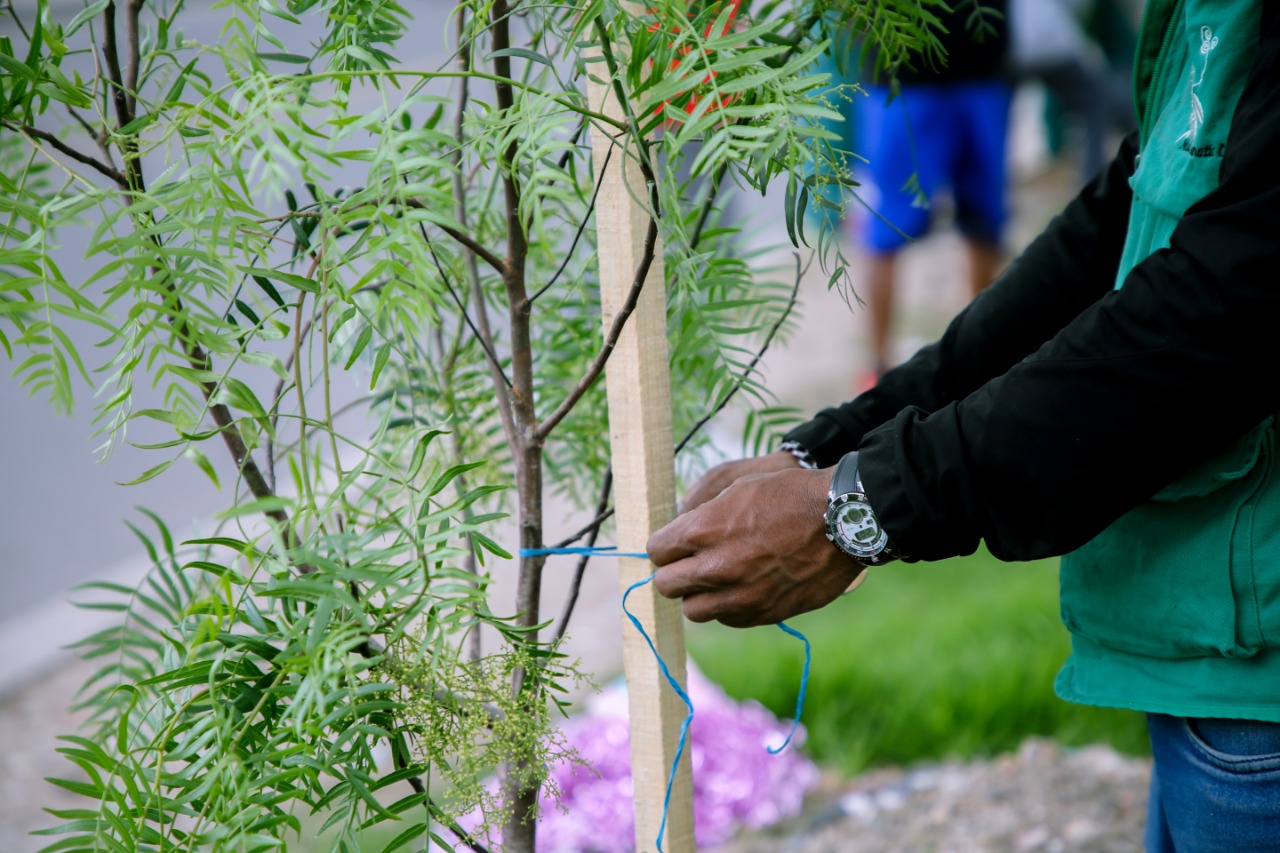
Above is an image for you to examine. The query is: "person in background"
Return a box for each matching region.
[854,2,1011,389]
[650,1,1280,849]
[1011,0,1135,184]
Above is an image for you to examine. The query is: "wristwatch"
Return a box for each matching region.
[825,451,900,566]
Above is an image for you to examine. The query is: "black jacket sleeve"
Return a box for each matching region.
[857,8,1280,563]
[784,131,1139,468]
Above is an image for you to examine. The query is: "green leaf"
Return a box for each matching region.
[233,298,261,326]
[163,58,201,104]
[251,275,287,308]
[427,461,485,497]
[486,47,553,67]
[471,531,512,560]
[183,560,248,584]
[117,112,155,135]
[214,496,292,520]
[213,377,268,419]
[343,326,372,370]
[406,430,447,480]
[117,458,175,486]
[184,446,220,489]
[369,343,391,389]
[240,350,289,381]
[783,170,798,248]
[239,266,319,294]
[381,822,428,853]
[0,50,36,82]
[257,52,311,64]
[65,0,110,36]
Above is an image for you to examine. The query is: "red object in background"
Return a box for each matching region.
[649,0,743,123]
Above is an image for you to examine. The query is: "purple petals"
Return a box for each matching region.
[446,663,819,851]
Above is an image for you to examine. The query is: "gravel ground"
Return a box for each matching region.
[724,739,1151,853]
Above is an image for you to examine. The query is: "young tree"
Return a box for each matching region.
[0,0,949,849]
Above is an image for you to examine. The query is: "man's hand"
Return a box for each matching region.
[648,467,865,628]
[679,450,802,514]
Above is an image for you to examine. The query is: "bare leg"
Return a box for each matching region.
[866,250,897,377]
[965,239,1004,300]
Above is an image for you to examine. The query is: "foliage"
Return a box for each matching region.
[0,0,949,849]
[689,547,1152,776]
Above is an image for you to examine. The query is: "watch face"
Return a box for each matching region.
[830,497,889,557]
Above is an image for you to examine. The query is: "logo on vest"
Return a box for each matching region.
[1176,26,1219,147]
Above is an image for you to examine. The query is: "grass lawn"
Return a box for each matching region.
[686,547,1152,775]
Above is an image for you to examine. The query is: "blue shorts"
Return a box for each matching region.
[856,81,1013,252]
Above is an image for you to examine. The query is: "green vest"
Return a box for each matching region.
[1054,0,1280,721]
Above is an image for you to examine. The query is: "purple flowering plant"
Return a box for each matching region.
[446,663,820,851]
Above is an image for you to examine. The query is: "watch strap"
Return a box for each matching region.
[829,450,862,500]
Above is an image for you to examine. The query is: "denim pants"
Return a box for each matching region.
[1145,713,1280,851]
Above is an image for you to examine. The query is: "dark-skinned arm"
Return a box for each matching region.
[679,130,1141,518]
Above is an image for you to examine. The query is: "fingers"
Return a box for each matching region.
[678,452,800,515]
[651,549,730,599]
[651,476,753,566]
[666,563,778,627]
[680,591,775,627]
[679,467,736,515]
[647,510,701,567]
[648,464,844,627]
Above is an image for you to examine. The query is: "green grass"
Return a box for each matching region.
[687,548,1151,775]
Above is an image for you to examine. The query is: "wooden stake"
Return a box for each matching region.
[588,56,697,853]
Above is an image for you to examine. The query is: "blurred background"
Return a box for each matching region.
[2,0,1153,849]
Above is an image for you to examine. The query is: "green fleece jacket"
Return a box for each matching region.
[1055,0,1280,720]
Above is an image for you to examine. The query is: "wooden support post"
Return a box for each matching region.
[588,55,697,853]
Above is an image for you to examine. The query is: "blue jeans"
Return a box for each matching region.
[1145,713,1280,851]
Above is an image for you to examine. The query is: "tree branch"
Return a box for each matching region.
[532,214,658,443]
[551,506,615,550]
[418,222,515,392]
[389,731,493,853]
[405,775,493,853]
[553,466,612,643]
[125,0,142,120]
[100,0,301,559]
[65,105,118,171]
[2,120,128,186]
[529,141,613,304]
[101,2,133,129]
[490,1,545,845]
[448,12,518,448]
[674,252,805,455]
[402,199,509,274]
[490,0,534,432]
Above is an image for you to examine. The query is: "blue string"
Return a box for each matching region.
[768,622,810,754]
[519,545,812,852]
[521,546,651,560]
[621,574,693,853]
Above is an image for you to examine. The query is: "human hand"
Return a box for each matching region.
[679,450,801,515]
[648,467,865,628]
